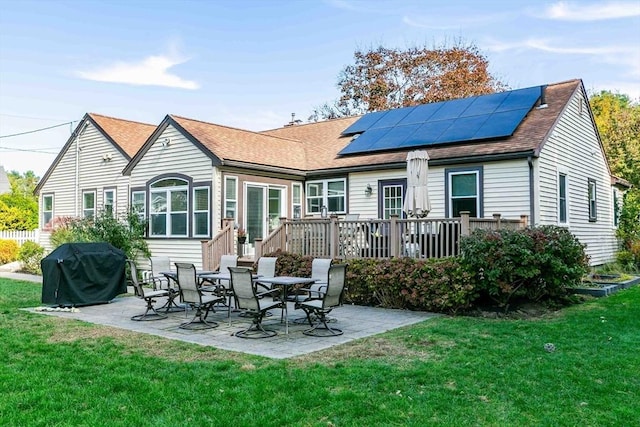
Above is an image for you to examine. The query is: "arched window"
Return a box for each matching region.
[150,178,189,237]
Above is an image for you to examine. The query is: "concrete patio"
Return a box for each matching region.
[9,270,438,359]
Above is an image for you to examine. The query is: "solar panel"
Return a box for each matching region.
[472,108,530,140]
[436,115,491,143]
[341,110,387,135]
[399,120,455,147]
[495,86,541,112]
[369,124,422,149]
[428,97,475,121]
[368,106,415,129]
[397,102,446,126]
[338,127,393,154]
[459,91,509,117]
[338,85,542,155]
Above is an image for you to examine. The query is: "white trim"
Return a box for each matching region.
[193,186,210,238]
[557,170,570,226]
[103,188,116,217]
[305,177,347,215]
[223,175,238,220]
[82,190,96,219]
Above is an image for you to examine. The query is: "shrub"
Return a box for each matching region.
[403,257,477,314]
[263,251,479,314]
[0,239,19,264]
[18,241,44,274]
[460,226,589,311]
[50,210,150,260]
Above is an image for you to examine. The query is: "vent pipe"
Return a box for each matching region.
[537,85,548,109]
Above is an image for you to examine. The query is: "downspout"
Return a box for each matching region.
[75,130,80,217]
[528,156,535,226]
[74,123,87,217]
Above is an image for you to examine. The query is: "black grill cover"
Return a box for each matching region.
[41,242,127,306]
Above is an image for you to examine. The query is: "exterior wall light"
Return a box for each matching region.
[365,184,373,197]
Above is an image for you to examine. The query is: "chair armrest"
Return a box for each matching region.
[256,287,280,298]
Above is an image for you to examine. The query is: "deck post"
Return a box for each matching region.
[460,211,470,236]
[329,215,339,259]
[390,214,399,258]
[520,214,529,228]
[493,213,502,230]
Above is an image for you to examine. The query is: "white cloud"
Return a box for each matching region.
[76,52,199,90]
[541,1,640,21]
[486,37,628,55]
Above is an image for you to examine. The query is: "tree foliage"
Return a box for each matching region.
[0,170,39,231]
[310,42,508,120]
[589,91,640,188]
[49,210,150,260]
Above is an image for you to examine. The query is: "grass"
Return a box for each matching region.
[1,278,639,426]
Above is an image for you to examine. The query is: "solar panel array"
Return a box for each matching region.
[339,86,542,155]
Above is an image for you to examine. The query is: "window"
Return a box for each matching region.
[379,179,406,219]
[306,178,346,214]
[193,187,210,237]
[445,167,483,217]
[558,173,567,224]
[292,183,302,218]
[131,191,146,221]
[613,189,620,227]
[588,179,597,221]
[224,176,237,220]
[104,189,115,217]
[42,194,53,227]
[82,190,96,219]
[150,178,188,237]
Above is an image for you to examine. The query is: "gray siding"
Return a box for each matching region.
[129,125,216,268]
[37,122,131,248]
[537,90,617,265]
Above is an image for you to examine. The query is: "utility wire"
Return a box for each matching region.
[0,121,74,139]
[0,146,61,154]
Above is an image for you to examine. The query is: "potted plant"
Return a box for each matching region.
[237,228,247,244]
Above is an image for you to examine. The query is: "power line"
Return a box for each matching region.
[0,146,61,154]
[0,121,75,139]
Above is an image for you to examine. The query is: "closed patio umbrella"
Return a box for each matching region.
[403,150,431,218]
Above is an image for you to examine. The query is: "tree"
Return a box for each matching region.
[0,170,39,230]
[589,91,640,188]
[310,42,508,120]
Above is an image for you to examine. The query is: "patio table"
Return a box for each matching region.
[256,276,316,334]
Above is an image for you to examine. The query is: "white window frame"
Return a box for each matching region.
[193,186,210,238]
[558,171,569,225]
[131,191,146,221]
[588,179,597,222]
[224,176,238,220]
[103,188,116,217]
[82,190,96,219]
[445,167,483,218]
[379,179,406,219]
[292,182,302,218]
[305,178,346,214]
[150,178,189,237]
[42,194,54,228]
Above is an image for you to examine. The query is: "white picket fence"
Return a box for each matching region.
[0,230,40,246]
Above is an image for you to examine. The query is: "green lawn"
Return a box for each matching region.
[1,278,639,426]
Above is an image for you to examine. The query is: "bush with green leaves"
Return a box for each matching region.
[263,251,478,314]
[460,226,589,311]
[50,210,150,260]
[616,188,640,272]
[0,239,20,264]
[18,241,44,274]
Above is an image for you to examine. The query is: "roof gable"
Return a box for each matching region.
[35,113,155,195]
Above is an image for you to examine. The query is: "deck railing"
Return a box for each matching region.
[201,219,235,271]
[253,212,528,261]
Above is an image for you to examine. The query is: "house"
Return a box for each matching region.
[0,165,10,195]
[35,79,622,266]
[34,113,156,248]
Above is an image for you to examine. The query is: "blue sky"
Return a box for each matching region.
[1,0,638,177]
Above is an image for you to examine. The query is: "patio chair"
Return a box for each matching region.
[175,262,225,330]
[292,258,332,301]
[127,260,169,321]
[295,263,348,337]
[255,256,278,292]
[149,256,182,312]
[228,266,282,338]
